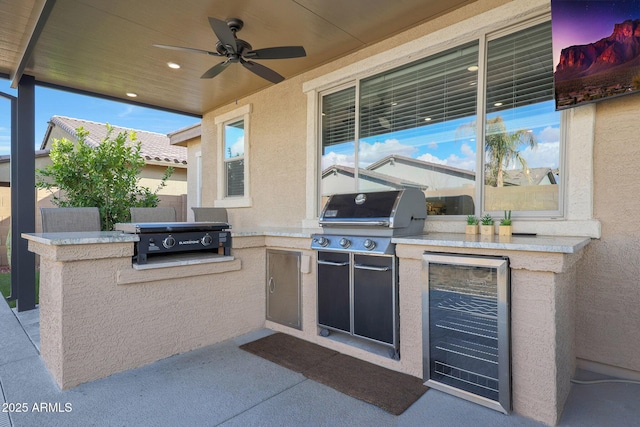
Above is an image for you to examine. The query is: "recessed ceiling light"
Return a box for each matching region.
[467,65,479,72]
[167,62,181,69]
[126,92,138,98]
[494,102,503,107]
[424,117,432,121]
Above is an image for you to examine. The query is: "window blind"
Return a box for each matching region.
[322,87,356,149]
[485,21,554,114]
[226,159,244,196]
[359,41,479,139]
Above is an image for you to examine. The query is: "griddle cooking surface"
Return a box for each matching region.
[116,221,230,234]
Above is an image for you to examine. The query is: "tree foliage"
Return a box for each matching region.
[36,126,174,231]
[484,116,537,187]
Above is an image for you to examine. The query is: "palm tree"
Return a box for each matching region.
[485,116,537,187]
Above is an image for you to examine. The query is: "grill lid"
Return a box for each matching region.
[321,191,402,222]
[319,189,426,233]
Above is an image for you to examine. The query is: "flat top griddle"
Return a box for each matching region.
[115,221,230,234]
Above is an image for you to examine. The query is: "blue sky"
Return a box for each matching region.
[0,79,200,156]
[322,101,561,174]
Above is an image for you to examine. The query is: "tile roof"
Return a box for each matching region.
[43,116,187,166]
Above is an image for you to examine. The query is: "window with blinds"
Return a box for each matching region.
[224,119,245,197]
[319,19,561,217]
[483,21,560,213]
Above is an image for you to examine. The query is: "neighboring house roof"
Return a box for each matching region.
[322,164,428,190]
[326,154,556,188]
[41,116,187,166]
[366,154,476,180]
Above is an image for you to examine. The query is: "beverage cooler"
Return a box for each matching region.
[422,252,511,414]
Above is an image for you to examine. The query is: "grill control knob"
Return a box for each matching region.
[201,234,213,246]
[363,239,376,250]
[162,235,176,249]
[314,236,330,247]
[339,238,351,248]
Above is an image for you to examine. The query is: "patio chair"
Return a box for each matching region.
[40,207,101,233]
[130,207,176,223]
[191,207,228,223]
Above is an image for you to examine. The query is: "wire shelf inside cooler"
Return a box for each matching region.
[434,311,498,340]
[435,337,498,365]
[433,361,499,393]
[435,293,497,318]
[431,279,497,298]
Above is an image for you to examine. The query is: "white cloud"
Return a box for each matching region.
[521,141,560,169]
[460,143,475,157]
[539,126,560,144]
[447,154,477,171]
[322,151,354,170]
[428,141,438,150]
[417,142,476,171]
[416,152,447,165]
[117,105,135,118]
[358,138,417,166]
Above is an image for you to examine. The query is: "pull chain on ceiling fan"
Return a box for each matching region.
[154,17,306,83]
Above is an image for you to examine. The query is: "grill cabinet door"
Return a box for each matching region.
[317,251,351,333]
[353,254,395,345]
[266,250,301,329]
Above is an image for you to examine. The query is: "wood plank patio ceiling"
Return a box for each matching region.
[1,0,475,116]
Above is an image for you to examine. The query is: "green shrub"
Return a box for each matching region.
[36,126,173,230]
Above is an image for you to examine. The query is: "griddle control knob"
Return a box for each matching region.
[201,234,213,246]
[363,239,376,250]
[314,236,330,247]
[162,235,176,249]
[339,238,351,249]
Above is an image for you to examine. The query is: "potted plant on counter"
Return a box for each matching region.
[466,215,479,234]
[480,213,494,235]
[499,210,512,236]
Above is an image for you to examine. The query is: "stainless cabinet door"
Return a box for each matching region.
[266,250,301,329]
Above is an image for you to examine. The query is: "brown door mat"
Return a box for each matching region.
[239,332,338,373]
[239,333,428,415]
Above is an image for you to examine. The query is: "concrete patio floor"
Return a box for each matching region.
[2,300,639,427]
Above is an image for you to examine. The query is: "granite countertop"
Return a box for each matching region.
[21,227,319,246]
[22,231,139,246]
[393,232,591,254]
[22,229,591,254]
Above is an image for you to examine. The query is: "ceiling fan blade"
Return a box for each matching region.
[152,44,222,56]
[245,46,306,60]
[201,60,231,79]
[208,17,237,54]
[241,59,284,84]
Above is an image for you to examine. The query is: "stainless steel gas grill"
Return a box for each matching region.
[115,221,231,264]
[312,189,427,358]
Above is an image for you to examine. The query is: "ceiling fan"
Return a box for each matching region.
[153,17,306,84]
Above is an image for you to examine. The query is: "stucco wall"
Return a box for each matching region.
[31,236,266,390]
[576,93,640,374]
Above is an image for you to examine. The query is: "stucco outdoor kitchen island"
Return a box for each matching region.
[23,229,589,426]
